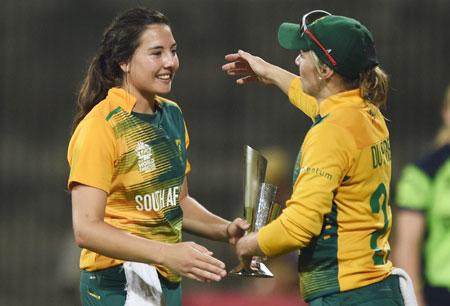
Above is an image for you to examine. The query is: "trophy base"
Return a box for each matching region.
[229,263,274,278]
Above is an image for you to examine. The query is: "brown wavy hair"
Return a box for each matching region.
[72,8,170,132]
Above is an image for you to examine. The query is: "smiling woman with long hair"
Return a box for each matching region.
[67,7,248,306]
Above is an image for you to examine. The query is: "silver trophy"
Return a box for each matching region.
[230,145,280,278]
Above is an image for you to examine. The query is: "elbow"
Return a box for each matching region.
[73,227,88,248]
[72,220,94,249]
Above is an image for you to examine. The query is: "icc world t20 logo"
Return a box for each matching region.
[135,141,156,173]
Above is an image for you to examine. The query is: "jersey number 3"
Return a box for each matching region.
[369,183,389,265]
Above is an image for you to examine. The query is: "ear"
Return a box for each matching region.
[119,62,130,73]
[320,65,334,80]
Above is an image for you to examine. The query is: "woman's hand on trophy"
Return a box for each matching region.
[226,218,250,245]
[235,232,265,269]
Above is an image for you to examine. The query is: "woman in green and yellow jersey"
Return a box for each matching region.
[67,8,248,306]
[223,10,414,306]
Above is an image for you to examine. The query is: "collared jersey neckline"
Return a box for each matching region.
[107,87,164,114]
[318,88,365,118]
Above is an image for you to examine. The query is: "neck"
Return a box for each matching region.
[122,84,156,114]
[316,75,356,104]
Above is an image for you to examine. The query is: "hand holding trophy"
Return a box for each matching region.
[230,145,282,278]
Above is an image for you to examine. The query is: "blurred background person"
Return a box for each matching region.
[393,84,450,306]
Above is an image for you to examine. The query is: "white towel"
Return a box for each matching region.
[123,262,165,306]
[391,267,418,306]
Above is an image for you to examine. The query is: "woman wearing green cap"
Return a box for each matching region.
[223,10,416,306]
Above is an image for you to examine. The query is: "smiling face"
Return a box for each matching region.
[124,24,179,99]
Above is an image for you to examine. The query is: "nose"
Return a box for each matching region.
[163,52,177,68]
[295,54,301,66]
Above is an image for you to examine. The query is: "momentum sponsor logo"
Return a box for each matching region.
[299,166,333,180]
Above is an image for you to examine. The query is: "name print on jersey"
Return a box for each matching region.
[135,141,156,173]
[135,186,180,212]
[371,139,391,169]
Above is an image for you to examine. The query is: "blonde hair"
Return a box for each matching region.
[359,67,389,108]
[434,84,450,147]
[309,51,389,108]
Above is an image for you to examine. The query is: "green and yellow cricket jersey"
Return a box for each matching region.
[258,78,393,301]
[67,87,190,283]
[396,144,450,289]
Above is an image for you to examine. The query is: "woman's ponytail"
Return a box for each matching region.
[359,66,389,108]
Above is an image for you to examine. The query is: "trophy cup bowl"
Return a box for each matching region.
[229,146,279,278]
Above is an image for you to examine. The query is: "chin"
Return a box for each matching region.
[152,85,172,95]
[301,85,311,96]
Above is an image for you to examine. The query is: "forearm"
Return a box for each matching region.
[265,65,318,119]
[395,238,427,306]
[393,209,426,305]
[74,219,166,265]
[236,232,264,258]
[181,195,230,241]
[265,64,298,95]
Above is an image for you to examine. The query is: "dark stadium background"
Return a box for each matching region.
[1,0,449,305]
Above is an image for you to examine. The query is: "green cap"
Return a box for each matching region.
[278,15,378,80]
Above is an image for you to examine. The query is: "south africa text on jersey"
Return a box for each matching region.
[135,186,180,211]
[371,139,391,169]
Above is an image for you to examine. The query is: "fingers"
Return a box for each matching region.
[234,217,250,230]
[222,62,251,75]
[223,67,251,75]
[237,49,253,62]
[191,265,225,282]
[189,241,213,256]
[224,53,241,61]
[187,243,226,282]
[224,50,251,62]
[237,75,260,84]
[227,218,250,245]
[222,51,252,73]
[241,255,253,270]
[194,248,226,270]
[185,272,206,282]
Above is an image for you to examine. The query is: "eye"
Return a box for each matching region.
[151,51,162,56]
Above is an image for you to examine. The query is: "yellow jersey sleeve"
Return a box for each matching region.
[258,121,356,256]
[67,116,116,193]
[288,77,319,120]
[184,120,191,174]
